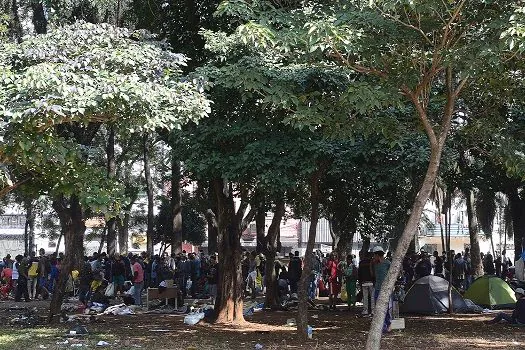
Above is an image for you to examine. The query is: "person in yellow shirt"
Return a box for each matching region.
[27,252,39,300]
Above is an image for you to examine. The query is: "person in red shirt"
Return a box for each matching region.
[1,267,13,299]
[130,256,144,306]
[325,252,341,310]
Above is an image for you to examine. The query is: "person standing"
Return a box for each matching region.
[358,251,375,316]
[207,255,218,304]
[452,253,467,290]
[433,251,444,278]
[27,252,39,300]
[131,256,144,306]
[112,254,126,296]
[326,252,341,310]
[288,251,302,294]
[11,255,19,292]
[343,254,357,309]
[372,246,392,333]
[15,255,30,302]
[37,248,50,296]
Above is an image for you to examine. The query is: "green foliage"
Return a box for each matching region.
[0,13,8,42]
[0,21,210,132]
[155,193,207,246]
[0,22,210,219]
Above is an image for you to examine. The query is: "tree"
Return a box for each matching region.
[155,192,207,248]
[0,22,209,321]
[208,0,515,346]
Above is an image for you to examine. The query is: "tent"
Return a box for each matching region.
[400,275,467,314]
[463,275,516,309]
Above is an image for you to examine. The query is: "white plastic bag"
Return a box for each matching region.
[104,283,115,297]
[183,312,205,325]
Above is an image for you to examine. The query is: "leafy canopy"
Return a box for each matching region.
[0,21,210,132]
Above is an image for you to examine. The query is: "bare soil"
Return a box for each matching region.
[0,299,522,350]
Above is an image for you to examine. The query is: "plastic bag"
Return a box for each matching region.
[340,285,348,302]
[183,312,205,325]
[104,283,115,297]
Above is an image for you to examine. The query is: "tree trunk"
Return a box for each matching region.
[263,198,285,310]
[118,213,130,254]
[507,186,525,260]
[28,202,35,254]
[465,190,483,278]
[9,0,23,42]
[255,206,266,253]
[98,226,107,254]
[143,133,154,256]
[206,183,219,255]
[31,1,47,34]
[212,179,244,324]
[23,201,30,255]
[106,126,117,256]
[49,195,85,322]
[171,157,183,255]
[366,141,444,349]
[297,170,321,339]
[55,231,63,255]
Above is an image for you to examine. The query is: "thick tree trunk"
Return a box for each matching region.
[31,1,47,34]
[143,134,154,256]
[118,213,130,254]
[213,179,245,324]
[171,157,183,255]
[106,126,117,255]
[49,195,85,322]
[263,199,285,310]
[465,190,483,278]
[507,186,525,260]
[366,142,444,349]
[297,170,321,339]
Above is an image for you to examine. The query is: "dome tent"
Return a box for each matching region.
[400,275,467,314]
[463,275,516,309]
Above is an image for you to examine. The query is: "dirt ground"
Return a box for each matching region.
[0,299,523,350]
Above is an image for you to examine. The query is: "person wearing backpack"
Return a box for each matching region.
[452,253,467,291]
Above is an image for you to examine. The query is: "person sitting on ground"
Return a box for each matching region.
[278,268,290,299]
[90,284,110,306]
[486,288,525,325]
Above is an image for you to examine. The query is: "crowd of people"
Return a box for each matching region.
[0,245,522,329]
[401,248,514,292]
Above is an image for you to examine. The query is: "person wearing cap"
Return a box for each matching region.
[372,246,392,333]
[486,288,525,325]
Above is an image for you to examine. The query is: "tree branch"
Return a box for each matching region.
[329,46,388,79]
[376,6,433,46]
[0,177,31,198]
[402,85,438,147]
[240,207,256,233]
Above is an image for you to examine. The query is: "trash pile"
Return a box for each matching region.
[8,307,44,328]
[243,301,264,316]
